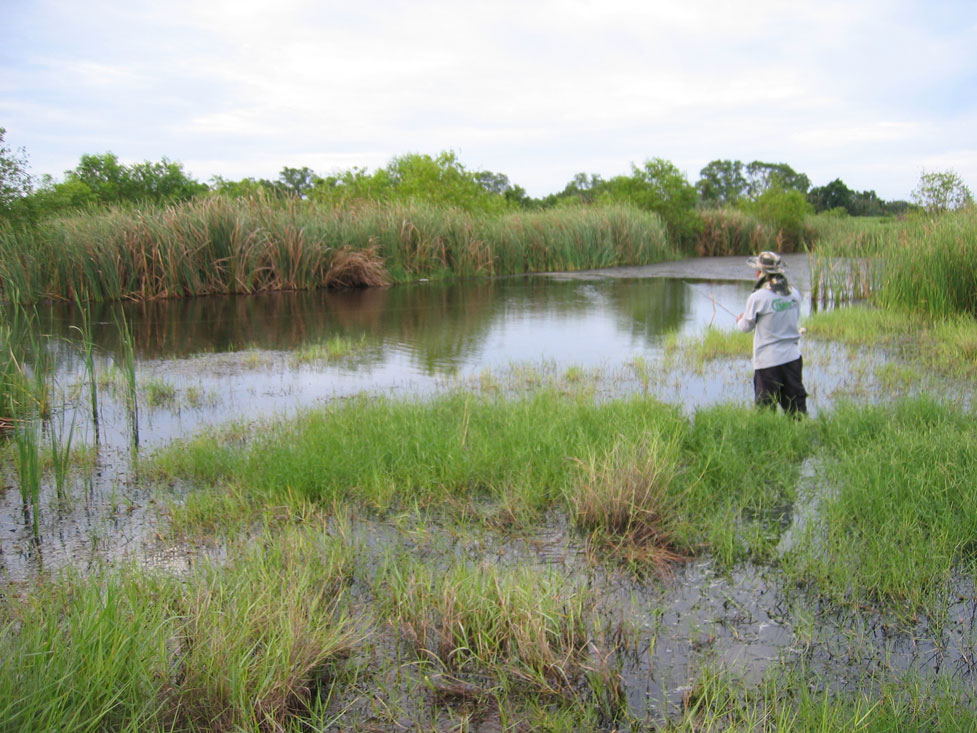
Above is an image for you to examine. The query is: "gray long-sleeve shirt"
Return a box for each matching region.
[736,284,802,369]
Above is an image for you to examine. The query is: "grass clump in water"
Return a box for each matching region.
[291,333,368,365]
[663,327,752,372]
[571,434,686,571]
[0,523,364,732]
[154,389,816,572]
[786,397,977,619]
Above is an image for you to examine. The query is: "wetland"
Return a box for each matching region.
[2,253,977,731]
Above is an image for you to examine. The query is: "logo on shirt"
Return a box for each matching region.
[772,299,795,312]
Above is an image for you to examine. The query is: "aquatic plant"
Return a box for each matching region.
[787,397,977,619]
[377,558,599,698]
[13,417,41,537]
[0,196,676,304]
[571,434,686,570]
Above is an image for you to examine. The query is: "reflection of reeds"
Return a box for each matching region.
[116,309,139,450]
[14,418,41,538]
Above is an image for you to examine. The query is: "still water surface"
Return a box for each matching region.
[36,258,807,450]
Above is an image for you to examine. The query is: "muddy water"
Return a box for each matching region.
[3,254,973,723]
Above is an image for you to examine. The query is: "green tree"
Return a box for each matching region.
[277,166,320,198]
[808,178,853,214]
[911,169,974,214]
[750,185,813,248]
[745,161,811,199]
[602,158,701,246]
[0,127,34,222]
[66,153,206,205]
[29,175,98,216]
[127,158,207,202]
[557,172,607,204]
[696,159,747,206]
[67,152,129,204]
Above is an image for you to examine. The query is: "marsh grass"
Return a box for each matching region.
[291,333,368,365]
[663,326,753,372]
[806,305,977,379]
[875,208,977,319]
[0,569,175,731]
[785,397,977,619]
[0,524,364,732]
[808,208,977,318]
[172,525,363,731]
[47,407,76,503]
[694,208,773,256]
[116,309,139,449]
[378,558,598,699]
[670,664,975,732]
[70,292,100,439]
[143,377,177,408]
[14,417,41,537]
[571,434,686,571]
[153,391,690,523]
[0,197,676,304]
[154,390,815,575]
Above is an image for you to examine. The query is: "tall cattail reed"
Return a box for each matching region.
[875,207,977,318]
[694,208,776,256]
[0,196,675,305]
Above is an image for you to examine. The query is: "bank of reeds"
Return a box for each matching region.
[0,196,675,304]
[807,208,977,316]
[874,206,977,318]
[694,208,775,256]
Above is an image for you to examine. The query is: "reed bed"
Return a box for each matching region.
[0,196,675,304]
[874,207,977,318]
[694,207,775,256]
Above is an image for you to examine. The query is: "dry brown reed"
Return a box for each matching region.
[323,244,391,289]
[695,208,774,256]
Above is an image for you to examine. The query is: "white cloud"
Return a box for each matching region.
[2,0,975,199]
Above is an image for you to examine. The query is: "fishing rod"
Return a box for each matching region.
[683,281,739,325]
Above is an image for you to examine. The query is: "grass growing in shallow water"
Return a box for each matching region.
[786,397,977,619]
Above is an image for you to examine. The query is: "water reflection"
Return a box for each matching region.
[39,275,745,373]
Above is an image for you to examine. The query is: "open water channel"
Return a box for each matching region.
[3,254,974,725]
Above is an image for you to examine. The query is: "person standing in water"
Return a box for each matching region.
[736,251,807,415]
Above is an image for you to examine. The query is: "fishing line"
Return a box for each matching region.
[683,281,739,325]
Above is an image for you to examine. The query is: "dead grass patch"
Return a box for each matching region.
[324,244,391,289]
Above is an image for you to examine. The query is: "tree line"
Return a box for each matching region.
[2,126,973,243]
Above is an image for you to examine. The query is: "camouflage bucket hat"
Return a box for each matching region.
[746,251,785,275]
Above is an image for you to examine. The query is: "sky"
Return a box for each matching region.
[2,0,975,201]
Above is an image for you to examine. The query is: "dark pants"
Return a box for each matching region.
[754,357,807,415]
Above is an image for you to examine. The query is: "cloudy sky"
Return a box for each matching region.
[2,0,975,200]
